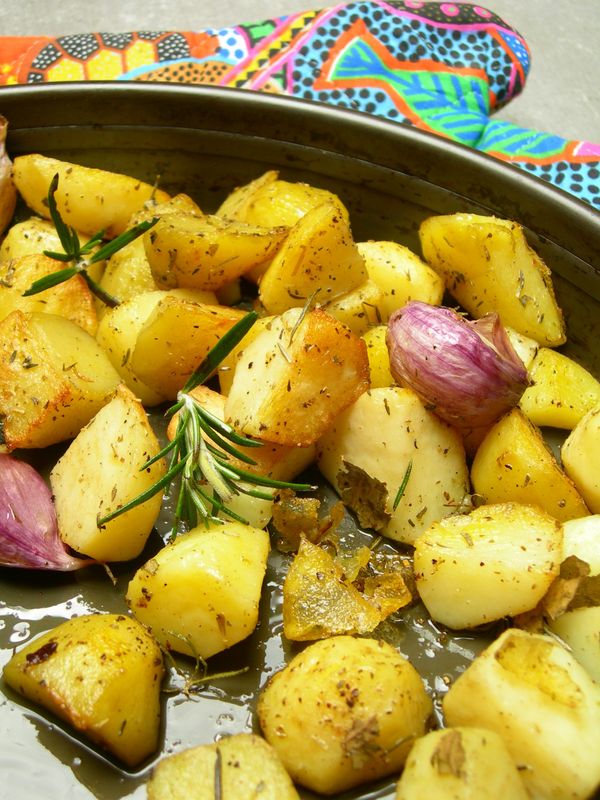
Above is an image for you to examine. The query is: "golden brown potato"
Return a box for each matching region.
[217,314,275,396]
[321,278,385,335]
[50,384,166,561]
[258,635,432,795]
[3,613,164,768]
[0,310,121,450]
[127,521,270,659]
[224,306,370,447]
[219,172,350,229]
[144,212,288,291]
[362,324,395,388]
[147,734,300,800]
[130,296,245,399]
[216,169,279,220]
[258,201,367,315]
[358,239,444,320]
[167,384,316,483]
[12,153,170,238]
[97,193,205,311]
[95,289,219,406]
[519,347,600,429]
[419,213,566,346]
[414,502,562,629]
[0,253,97,334]
[471,408,589,522]
[0,216,63,261]
[443,628,600,800]
[395,727,529,800]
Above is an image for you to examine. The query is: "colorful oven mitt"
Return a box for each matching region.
[1,0,598,209]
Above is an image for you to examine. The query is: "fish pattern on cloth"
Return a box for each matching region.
[0,1,598,208]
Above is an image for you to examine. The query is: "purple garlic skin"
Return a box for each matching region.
[0,453,91,570]
[386,301,529,435]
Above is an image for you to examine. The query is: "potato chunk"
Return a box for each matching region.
[96,289,219,406]
[50,384,166,561]
[414,502,562,629]
[519,347,600,429]
[317,387,469,545]
[258,201,367,315]
[549,606,600,684]
[471,408,589,522]
[130,296,245,399]
[362,324,394,388]
[3,613,164,767]
[395,727,528,800]
[12,153,170,238]
[0,253,97,334]
[0,310,121,450]
[258,635,432,795]
[561,405,600,513]
[127,521,270,659]
[224,307,370,447]
[358,240,444,320]
[443,628,600,800]
[144,212,288,291]
[419,213,566,346]
[147,733,300,800]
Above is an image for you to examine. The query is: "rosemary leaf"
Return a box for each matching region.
[195,411,258,466]
[88,217,159,263]
[191,401,263,449]
[46,173,73,254]
[393,459,413,511]
[22,267,79,296]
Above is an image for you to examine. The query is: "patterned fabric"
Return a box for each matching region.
[1,1,598,208]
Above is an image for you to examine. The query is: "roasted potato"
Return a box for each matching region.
[50,384,166,561]
[322,278,384,335]
[443,628,600,800]
[419,213,566,346]
[3,613,164,767]
[127,521,270,659]
[147,733,300,800]
[561,404,600,513]
[358,239,444,319]
[258,635,432,795]
[395,727,528,800]
[224,306,370,447]
[12,153,170,238]
[0,253,97,334]
[414,502,562,629]
[519,347,600,429]
[258,201,367,314]
[362,324,395,388]
[0,310,121,450]
[144,212,288,291]
[317,387,470,545]
[471,408,589,522]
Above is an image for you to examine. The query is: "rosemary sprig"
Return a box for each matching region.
[97,311,316,537]
[392,459,413,511]
[22,173,158,307]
